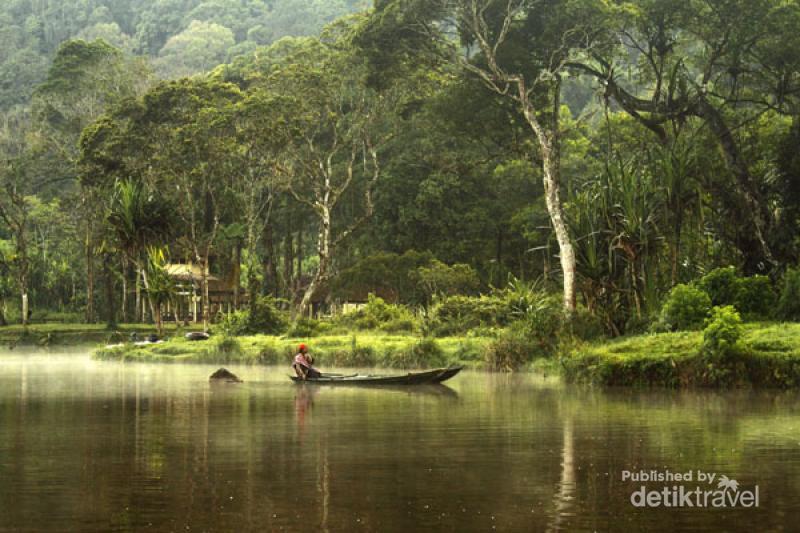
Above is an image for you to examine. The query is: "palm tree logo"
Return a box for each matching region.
[717,475,739,492]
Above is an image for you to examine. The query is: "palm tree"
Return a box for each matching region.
[144,247,177,337]
[106,180,174,325]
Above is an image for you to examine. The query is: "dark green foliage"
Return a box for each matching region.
[697,267,774,318]
[778,268,800,320]
[702,306,743,358]
[337,294,416,332]
[220,296,287,335]
[697,267,741,307]
[659,284,712,331]
[425,295,511,336]
[247,295,287,335]
[483,327,537,372]
[513,294,564,355]
[735,275,774,317]
[217,310,249,336]
[568,307,607,341]
[413,260,481,301]
[330,250,434,305]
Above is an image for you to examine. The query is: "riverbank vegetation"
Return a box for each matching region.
[3,1,800,387]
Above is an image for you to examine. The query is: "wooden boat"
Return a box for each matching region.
[290,366,463,385]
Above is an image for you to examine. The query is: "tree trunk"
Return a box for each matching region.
[694,98,774,273]
[541,149,577,314]
[296,226,304,294]
[121,261,129,323]
[296,208,331,320]
[104,255,116,326]
[283,231,294,303]
[85,223,94,323]
[0,298,6,326]
[671,211,683,287]
[155,303,164,337]
[21,288,29,326]
[139,266,158,328]
[263,224,279,299]
[201,255,210,332]
[518,81,576,314]
[232,241,241,310]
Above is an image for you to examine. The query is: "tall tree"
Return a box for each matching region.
[254,36,395,318]
[360,0,608,312]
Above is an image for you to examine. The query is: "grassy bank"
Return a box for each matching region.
[562,322,800,388]
[0,323,177,347]
[93,332,492,369]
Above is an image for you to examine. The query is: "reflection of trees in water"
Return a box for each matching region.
[549,418,574,532]
[4,366,800,531]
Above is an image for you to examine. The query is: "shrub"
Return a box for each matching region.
[247,295,287,334]
[414,260,481,301]
[777,267,800,320]
[659,284,711,331]
[218,310,250,336]
[338,294,416,332]
[696,267,774,318]
[426,295,510,336]
[483,327,537,372]
[735,275,774,317]
[286,318,320,338]
[702,305,743,358]
[515,294,564,355]
[199,336,243,363]
[567,307,607,341]
[698,267,741,307]
[331,250,435,305]
[383,338,446,369]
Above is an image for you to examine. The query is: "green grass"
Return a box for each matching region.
[93,332,492,369]
[562,322,800,388]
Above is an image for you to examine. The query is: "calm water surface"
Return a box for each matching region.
[2,349,800,532]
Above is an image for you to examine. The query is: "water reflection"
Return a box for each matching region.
[1,352,800,531]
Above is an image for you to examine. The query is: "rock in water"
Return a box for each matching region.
[209,368,243,383]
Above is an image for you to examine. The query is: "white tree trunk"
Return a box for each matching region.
[296,207,331,320]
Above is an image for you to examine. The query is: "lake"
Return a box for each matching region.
[1,349,799,532]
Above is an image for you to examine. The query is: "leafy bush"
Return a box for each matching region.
[735,275,774,317]
[336,294,417,332]
[247,295,287,334]
[413,260,481,301]
[331,250,435,305]
[698,267,741,307]
[483,327,537,372]
[702,305,743,358]
[659,284,711,331]
[425,295,511,336]
[515,294,564,355]
[697,267,774,318]
[777,267,800,320]
[382,338,446,369]
[218,310,250,336]
[568,307,607,341]
[286,317,320,338]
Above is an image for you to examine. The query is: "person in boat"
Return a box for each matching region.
[293,343,322,380]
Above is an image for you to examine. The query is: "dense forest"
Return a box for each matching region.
[1,0,800,337]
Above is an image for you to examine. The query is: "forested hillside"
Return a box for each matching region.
[1,0,800,340]
[0,0,367,109]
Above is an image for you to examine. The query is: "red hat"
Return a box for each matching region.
[298,343,307,352]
